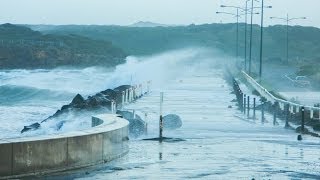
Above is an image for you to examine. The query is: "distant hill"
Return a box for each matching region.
[29,23,320,65]
[0,23,127,69]
[129,21,172,27]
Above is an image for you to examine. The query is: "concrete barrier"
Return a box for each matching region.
[0,114,129,179]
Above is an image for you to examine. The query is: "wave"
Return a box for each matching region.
[0,85,74,105]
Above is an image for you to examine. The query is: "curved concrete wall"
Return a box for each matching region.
[0,114,129,179]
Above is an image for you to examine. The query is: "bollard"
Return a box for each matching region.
[129,88,133,102]
[261,102,265,123]
[145,113,148,135]
[240,92,243,112]
[247,96,250,118]
[122,91,125,108]
[253,98,256,119]
[273,102,277,125]
[133,109,136,119]
[126,89,129,103]
[285,104,290,128]
[111,101,114,114]
[147,81,150,94]
[301,106,305,132]
[243,94,246,115]
[140,84,143,97]
[159,92,164,143]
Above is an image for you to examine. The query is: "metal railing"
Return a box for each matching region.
[241,71,320,118]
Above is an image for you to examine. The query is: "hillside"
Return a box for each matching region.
[28,23,320,63]
[0,23,127,69]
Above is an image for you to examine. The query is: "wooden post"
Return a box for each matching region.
[247,96,250,118]
[240,92,243,112]
[261,102,265,123]
[273,102,277,125]
[145,113,148,135]
[253,98,256,119]
[243,94,246,114]
[285,104,290,128]
[301,106,305,132]
[122,91,125,108]
[159,92,164,142]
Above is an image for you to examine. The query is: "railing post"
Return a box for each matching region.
[145,112,148,135]
[243,94,246,114]
[126,89,129,103]
[301,106,305,132]
[240,92,243,112]
[261,102,265,123]
[253,98,256,119]
[273,102,277,125]
[247,96,250,118]
[159,92,164,143]
[285,104,290,128]
[122,91,125,108]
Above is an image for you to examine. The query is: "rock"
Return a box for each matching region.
[56,121,66,130]
[61,105,70,111]
[228,105,232,108]
[100,89,117,100]
[21,123,40,133]
[116,110,145,138]
[86,96,100,108]
[312,124,320,131]
[113,85,132,93]
[21,85,136,134]
[163,114,182,130]
[296,126,309,133]
[71,94,85,105]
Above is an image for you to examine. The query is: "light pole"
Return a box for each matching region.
[220,5,248,70]
[270,15,306,64]
[249,0,254,76]
[244,0,250,72]
[258,0,272,82]
[216,11,241,59]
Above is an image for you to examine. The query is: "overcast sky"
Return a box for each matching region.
[0,0,319,27]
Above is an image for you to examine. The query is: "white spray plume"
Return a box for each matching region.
[104,47,233,89]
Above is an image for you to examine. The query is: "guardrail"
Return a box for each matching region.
[241,71,320,117]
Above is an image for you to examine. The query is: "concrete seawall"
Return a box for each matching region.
[0,114,129,179]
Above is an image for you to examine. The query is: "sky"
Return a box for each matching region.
[0,0,319,28]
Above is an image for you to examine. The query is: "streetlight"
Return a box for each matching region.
[258,0,272,82]
[248,0,271,76]
[270,15,306,64]
[244,0,250,72]
[220,4,250,70]
[216,11,241,59]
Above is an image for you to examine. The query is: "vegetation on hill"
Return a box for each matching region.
[0,23,127,69]
[30,23,320,64]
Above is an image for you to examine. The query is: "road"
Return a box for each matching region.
[44,68,320,179]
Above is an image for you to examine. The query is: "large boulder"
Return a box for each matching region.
[163,114,182,130]
[117,110,145,138]
[21,123,40,133]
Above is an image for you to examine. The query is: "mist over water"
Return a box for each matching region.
[0,47,226,139]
